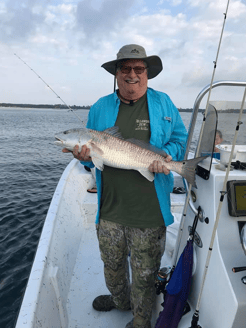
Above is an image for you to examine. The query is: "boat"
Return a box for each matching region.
[169,81,246,328]
[15,81,246,328]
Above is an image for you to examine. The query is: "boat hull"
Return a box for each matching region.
[15,159,185,327]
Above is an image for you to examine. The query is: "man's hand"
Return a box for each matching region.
[149,155,172,175]
[62,145,91,161]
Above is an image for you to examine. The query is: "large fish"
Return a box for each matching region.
[55,127,205,187]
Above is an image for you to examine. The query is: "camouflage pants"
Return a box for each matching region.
[96,220,166,328]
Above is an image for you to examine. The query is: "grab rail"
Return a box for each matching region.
[185,80,246,160]
[184,80,246,215]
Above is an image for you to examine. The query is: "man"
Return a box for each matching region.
[63,44,187,328]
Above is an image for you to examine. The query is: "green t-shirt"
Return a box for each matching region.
[100,93,164,228]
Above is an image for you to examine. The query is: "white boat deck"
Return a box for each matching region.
[67,189,185,328]
[15,159,186,328]
[66,195,133,327]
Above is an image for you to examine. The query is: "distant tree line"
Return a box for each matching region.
[0,103,91,109]
[178,108,246,113]
[0,103,195,111]
[0,103,245,113]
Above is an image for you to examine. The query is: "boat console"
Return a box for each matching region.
[179,156,246,328]
[173,81,246,328]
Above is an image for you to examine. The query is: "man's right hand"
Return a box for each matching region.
[62,145,91,161]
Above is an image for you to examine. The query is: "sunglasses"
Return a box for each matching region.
[120,66,147,75]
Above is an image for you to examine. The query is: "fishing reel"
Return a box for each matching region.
[155,266,172,295]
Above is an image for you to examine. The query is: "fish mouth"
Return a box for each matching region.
[54,136,63,145]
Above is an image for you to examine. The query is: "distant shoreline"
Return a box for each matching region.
[0,103,90,110]
[0,103,245,113]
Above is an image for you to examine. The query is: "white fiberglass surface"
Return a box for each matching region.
[66,193,183,328]
[66,211,134,328]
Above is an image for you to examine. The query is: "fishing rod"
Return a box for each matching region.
[194,0,230,158]
[14,53,85,125]
[190,85,246,328]
[172,0,231,275]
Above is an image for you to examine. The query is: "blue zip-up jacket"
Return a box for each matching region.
[81,87,187,227]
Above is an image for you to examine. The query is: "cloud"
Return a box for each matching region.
[0,2,7,14]
[1,0,246,108]
[170,0,183,5]
[75,0,137,44]
[0,0,45,43]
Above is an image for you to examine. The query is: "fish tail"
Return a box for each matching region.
[181,156,206,188]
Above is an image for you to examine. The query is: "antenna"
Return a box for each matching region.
[14,53,85,125]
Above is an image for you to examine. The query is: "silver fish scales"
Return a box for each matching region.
[55,126,206,187]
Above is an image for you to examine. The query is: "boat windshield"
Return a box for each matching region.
[195,100,246,179]
[196,104,218,177]
[214,101,246,146]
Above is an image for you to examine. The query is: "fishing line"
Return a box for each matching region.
[188,2,246,326]
[14,53,85,125]
[173,0,231,273]
[195,0,230,157]
[194,86,246,316]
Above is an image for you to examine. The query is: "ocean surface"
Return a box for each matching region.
[0,107,245,328]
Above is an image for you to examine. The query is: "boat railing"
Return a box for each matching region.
[185,80,246,160]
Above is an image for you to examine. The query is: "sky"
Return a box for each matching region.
[0,0,246,108]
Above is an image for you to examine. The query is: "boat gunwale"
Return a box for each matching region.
[15,159,79,327]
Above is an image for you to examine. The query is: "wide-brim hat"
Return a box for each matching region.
[101,44,163,79]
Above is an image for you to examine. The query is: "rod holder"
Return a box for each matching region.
[232,266,246,273]
[189,311,202,328]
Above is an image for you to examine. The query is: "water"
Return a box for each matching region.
[0,108,244,328]
[0,108,88,328]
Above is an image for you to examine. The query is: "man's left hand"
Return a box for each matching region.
[149,155,172,175]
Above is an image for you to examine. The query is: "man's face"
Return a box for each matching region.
[116,59,148,100]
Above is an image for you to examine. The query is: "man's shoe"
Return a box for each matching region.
[92,295,116,312]
[125,319,134,328]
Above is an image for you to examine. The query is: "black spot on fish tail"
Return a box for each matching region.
[181,156,207,188]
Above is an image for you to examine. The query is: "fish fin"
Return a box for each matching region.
[104,126,119,134]
[91,156,104,171]
[90,142,104,156]
[138,169,155,181]
[127,138,167,158]
[181,156,208,188]
[104,126,125,139]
